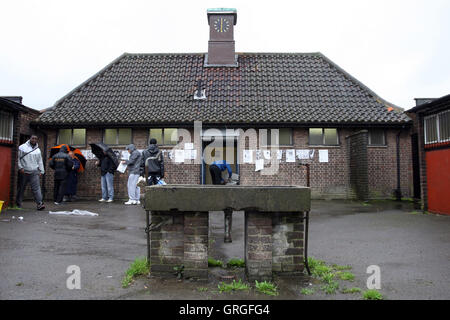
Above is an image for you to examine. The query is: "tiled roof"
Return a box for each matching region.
[36,52,411,126]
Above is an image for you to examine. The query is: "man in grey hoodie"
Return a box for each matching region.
[16,135,45,210]
[122,144,142,205]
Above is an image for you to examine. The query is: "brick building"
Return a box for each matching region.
[407,94,450,215]
[31,8,413,201]
[0,97,42,206]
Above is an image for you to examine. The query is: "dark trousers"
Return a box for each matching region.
[16,172,43,206]
[147,174,161,186]
[54,179,67,203]
[209,165,222,185]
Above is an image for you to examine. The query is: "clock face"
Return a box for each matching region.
[213,17,230,33]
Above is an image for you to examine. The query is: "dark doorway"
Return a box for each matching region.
[411,133,421,199]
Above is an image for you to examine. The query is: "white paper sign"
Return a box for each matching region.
[81,150,95,160]
[175,150,184,163]
[309,149,315,159]
[243,150,253,164]
[185,143,193,150]
[286,149,296,162]
[296,150,310,160]
[121,150,130,160]
[263,150,271,160]
[277,150,283,160]
[319,150,329,163]
[191,150,197,160]
[255,150,262,160]
[255,159,264,171]
[116,162,127,173]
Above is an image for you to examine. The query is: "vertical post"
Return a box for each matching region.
[244,210,273,282]
[184,211,209,281]
[224,208,233,243]
[146,210,150,265]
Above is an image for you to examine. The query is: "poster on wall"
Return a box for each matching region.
[263,150,271,160]
[286,149,296,162]
[243,150,253,163]
[255,159,264,171]
[277,150,283,160]
[319,150,329,163]
[175,149,184,163]
[296,149,309,160]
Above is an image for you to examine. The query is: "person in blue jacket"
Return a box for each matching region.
[209,159,232,185]
[64,151,80,202]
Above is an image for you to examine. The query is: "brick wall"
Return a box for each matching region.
[39,126,413,201]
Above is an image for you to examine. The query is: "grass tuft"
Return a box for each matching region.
[218,279,250,293]
[341,287,361,294]
[121,257,149,288]
[208,257,223,267]
[336,271,355,281]
[227,258,245,268]
[321,281,339,294]
[300,288,315,295]
[363,289,383,300]
[255,280,279,296]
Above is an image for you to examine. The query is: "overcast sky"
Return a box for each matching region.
[1,0,449,111]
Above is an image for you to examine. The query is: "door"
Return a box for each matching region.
[202,138,237,184]
[426,148,450,215]
[0,145,12,207]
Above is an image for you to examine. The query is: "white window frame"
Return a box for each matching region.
[424,110,450,144]
[0,110,14,142]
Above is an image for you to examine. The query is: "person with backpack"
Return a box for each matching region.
[16,135,46,210]
[49,145,73,205]
[122,144,142,205]
[141,138,164,185]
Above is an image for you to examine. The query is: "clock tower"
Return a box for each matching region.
[206,8,237,66]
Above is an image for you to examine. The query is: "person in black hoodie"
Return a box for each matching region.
[141,138,164,185]
[49,145,73,205]
[96,150,115,202]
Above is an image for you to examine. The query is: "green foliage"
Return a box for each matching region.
[341,287,361,294]
[321,281,339,294]
[332,264,352,271]
[336,271,355,281]
[197,287,209,292]
[300,288,315,295]
[121,257,149,288]
[363,289,383,300]
[208,257,223,267]
[227,258,245,268]
[320,272,335,284]
[173,265,184,279]
[218,279,250,293]
[255,281,279,296]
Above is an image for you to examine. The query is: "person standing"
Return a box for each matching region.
[122,144,142,205]
[49,145,73,205]
[97,150,115,202]
[16,135,45,210]
[141,138,164,185]
[64,151,80,202]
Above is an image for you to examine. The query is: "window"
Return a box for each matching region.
[368,129,386,146]
[149,128,178,145]
[309,128,339,146]
[260,128,293,146]
[0,111,14,143]
[58,128,86,146]
[104,128,132,145]
[424,110,450,144]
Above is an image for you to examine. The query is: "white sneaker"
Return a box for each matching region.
[106,199,113,203]
[124,200,135,205]
[99,198,107,202]
[135,200,141,205]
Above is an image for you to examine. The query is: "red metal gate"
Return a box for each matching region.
[0,145,12,207]
[426,148,450,215]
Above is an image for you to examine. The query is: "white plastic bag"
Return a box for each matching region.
[49,210,99,216]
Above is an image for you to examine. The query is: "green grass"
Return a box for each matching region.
[121,257,149,288]
[227,258,245,268]
[6,206,23,210]
[363,289,383,300]
[336,271,355,281]
[321,281,339,294]
[208,257,223,267]
[320,272,335,284]
[197,287,209,292]
[300,288,315,295]
[255,281,279,296]
[218,279,250,293]
[341,287,361,294]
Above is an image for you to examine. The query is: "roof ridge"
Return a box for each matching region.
[317,52,404,112]
[125,52,322,56]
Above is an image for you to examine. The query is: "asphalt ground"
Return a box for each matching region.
[0,199,448,300]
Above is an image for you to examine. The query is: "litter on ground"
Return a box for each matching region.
[49,210,99,216]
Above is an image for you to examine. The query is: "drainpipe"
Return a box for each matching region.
[394,129,402,201]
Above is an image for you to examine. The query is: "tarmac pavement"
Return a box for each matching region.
[0,199,448,300]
